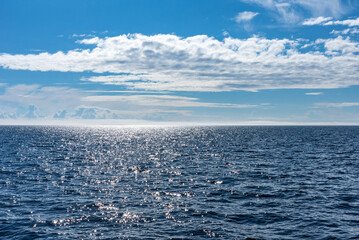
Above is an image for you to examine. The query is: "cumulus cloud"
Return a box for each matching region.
[0,105,41,119]
[24,105,40,119]
[0,34,359,91]
[322,36,359,55]
[76,36,104,45]
[0,84,83,119]
[235,11,259,23]
[0,112,16,119]
[70,105,194,120]
[53,110,67,119]
[332,28,359,35]
[24,105,41,119]
[71,106,122,119]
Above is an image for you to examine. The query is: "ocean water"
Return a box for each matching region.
[0,126,358,239]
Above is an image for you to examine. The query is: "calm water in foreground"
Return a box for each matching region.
[0,126,358,239]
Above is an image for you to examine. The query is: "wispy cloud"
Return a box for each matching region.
[330,28,359,35]
[303,17,333,25]
[314,102,359,108]
[235,11,259,24]
[303,17,359,27]
[305,92,323,95]
[242,0,349,23]
[0,34,359,91]
[324,17,359,27]
[0,84,258,120]
[0,84,82,106]
[72,33,96,38]
[0,84,83,117]
[84,90,169,94]
[83,95,258,108]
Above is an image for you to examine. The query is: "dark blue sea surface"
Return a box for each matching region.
[0,126,358,239]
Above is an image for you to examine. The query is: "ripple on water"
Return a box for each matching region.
[0,126,358,239]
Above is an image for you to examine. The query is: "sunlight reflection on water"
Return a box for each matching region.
[0,126,358,239]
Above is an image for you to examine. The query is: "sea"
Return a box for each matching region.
[0,126,358,239]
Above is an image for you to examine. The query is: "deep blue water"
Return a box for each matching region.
[0,126,358,239]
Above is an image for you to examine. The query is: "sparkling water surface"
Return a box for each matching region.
[0,126,358,239]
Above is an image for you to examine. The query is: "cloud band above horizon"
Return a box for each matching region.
[0,33,359,92]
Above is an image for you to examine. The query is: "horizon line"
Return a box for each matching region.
[1,119,359,127]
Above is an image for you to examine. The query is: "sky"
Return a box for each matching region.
[0,0,359,125]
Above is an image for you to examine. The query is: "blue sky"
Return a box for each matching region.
[1,0,359,125]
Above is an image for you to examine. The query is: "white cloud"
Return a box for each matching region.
[0,105,41,119]
[0,84,82,109]
[235,11,259,23]
[303,17,359,27]
[82,94,258,108]
[72,33,96,38]
[0,34,359,91]
[24,105,40,119]
[323,36,359,54]
[293,0,347,18]
[303,16,333,25]
[53,110,67,119]
[242,0,348,23]
[324,17,359,27]
[0,84,83,118]
[70,105,192,120]
[222,31,230,37]
[305,92,323,95]
[82,74,250,92]
[0,84,258,120]
[71,106,122,119]
[314,102,359,108]
[330,28,359,35]
[76,36,104,45]
[0,113,14,119]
